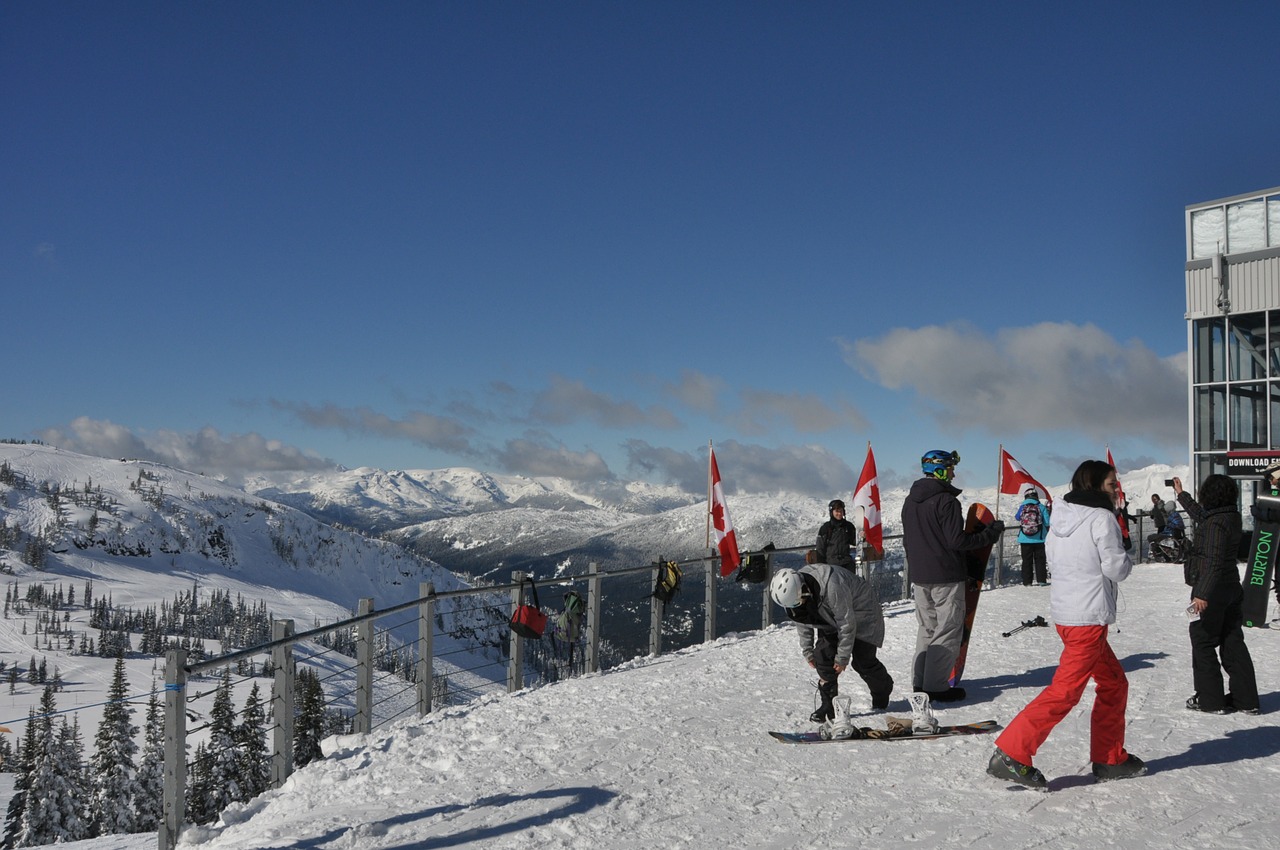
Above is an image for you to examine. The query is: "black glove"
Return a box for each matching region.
[1123,537,1132,551]
[988,520,1005,535]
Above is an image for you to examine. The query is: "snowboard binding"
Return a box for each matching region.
[907,692,939,734]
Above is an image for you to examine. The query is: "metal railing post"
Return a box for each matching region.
[995,533,1005,586]
[418,582,435,715]
[586,562,601,673]
[159,649,187,850]
[704,551,717,643]
[355,598,374,734]
[649,562,663,656]
[270,619,295,789]
[507,572,525,692]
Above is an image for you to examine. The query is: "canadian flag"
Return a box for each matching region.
[709,448,741,576]
[1106,447,1131,545]
[999,449,1052,505]
[851,444,883,556]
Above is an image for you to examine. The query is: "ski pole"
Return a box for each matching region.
[1002,615,1048,637]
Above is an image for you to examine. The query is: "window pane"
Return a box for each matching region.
[1194,319,1226,383]
[1270,196,1280,248]
[1230,383,1267,448]
[1269,312,1280,377]
[1196,454,1226,489]
[1192,207,1225,259]
[1270,382,1280,446]
[1228,199,1267,253]
[1195,386,1226,450]
[1229,313,1267,380]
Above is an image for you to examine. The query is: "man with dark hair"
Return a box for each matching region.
[1174,475,1259,714]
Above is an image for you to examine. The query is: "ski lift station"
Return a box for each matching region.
[1186,185,1280,506]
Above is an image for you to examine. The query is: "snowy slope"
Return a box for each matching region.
[38,562,1279,850]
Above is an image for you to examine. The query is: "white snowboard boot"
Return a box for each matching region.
[908,691,939,734]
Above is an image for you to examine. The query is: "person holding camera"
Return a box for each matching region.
[1173,475,1260,715]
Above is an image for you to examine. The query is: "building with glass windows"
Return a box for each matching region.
[1186,185,1280,502]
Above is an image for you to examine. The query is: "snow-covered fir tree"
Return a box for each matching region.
[134,689,164,833]
[186,670,241,824]
[51,717,91,841]
[2,710,39,849]
[18,687,90,846]
[235,682,269,800]
[88,655,140,836]
[292,666,326,768]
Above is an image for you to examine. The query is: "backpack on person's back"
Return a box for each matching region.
[1019,502,1043,537]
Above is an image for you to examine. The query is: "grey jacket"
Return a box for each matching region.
[792,563,885,668]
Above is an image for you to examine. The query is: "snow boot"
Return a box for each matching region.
[986,748,1047,791]
[1091,754,1147,783]
[810,679,837,723]
[926,686,966,703]
[1186,694,1233,714]
[907,691,939,734]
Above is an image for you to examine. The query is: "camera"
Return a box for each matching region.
[1164,479,1175,487]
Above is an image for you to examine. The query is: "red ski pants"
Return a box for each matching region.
[994,624,1130,767]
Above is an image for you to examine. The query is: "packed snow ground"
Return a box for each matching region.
[40,560,1279,850]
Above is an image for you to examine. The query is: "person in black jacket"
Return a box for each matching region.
[900,449,1004,702]
[815,499,857,572]
[1174,474,1260,714]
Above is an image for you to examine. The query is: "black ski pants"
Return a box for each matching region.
[1020,543,1047,585]
[812,629,894,704]
[1189,597,1259,712]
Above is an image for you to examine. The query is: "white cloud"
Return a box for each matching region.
[845,321,1187,445]
[35,417,333,482]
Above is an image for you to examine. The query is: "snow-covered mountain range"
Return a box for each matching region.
[246,460,1193,584]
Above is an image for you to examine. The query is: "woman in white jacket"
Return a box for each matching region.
[985,460,1146,790]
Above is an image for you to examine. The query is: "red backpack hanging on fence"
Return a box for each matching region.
[509,577,548,639]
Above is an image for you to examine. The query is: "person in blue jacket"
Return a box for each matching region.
[1015,489,1050,586]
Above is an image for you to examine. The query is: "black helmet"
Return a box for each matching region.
[828,499,845,513]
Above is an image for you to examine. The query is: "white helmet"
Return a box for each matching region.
[769,568,805,609]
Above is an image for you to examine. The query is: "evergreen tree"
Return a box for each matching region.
[292,667,326,768]
[88,656,139,836]
[49,717,90,842]
[2,709,40,849]
[134,690,164,833]
[17,687,64,847]
[189,670,241,823]
[235,683,269,800]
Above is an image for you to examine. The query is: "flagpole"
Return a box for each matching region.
[706,439,713,550]
[996,443,1003,520]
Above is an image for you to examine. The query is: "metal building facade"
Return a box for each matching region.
[1185,186,1280,500]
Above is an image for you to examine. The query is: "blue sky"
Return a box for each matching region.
[3,1,1277,496]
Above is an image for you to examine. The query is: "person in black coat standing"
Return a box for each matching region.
[901,450,1004,702]
[1174,474,1260,714]
[815,499,857,572]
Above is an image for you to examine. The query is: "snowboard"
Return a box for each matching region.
[1242,494,1280,628]
[949,502,994,686]
[769,719,998,744]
